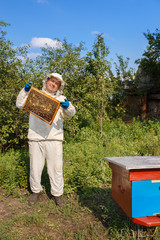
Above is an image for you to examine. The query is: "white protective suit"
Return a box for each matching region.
[16,73,76,196]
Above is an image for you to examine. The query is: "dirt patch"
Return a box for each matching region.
[0,187,109,240]
[0,188,27,221]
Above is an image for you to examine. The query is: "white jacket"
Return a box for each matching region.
[16,88,76,141]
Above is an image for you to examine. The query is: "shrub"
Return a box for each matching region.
[1,119,160,195]
[0,149,29,195]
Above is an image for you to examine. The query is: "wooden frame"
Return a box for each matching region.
[23,86,60,125]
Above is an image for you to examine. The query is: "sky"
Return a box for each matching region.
[1,0,160,71]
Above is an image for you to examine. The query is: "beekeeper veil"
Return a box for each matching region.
[42,72,66,96]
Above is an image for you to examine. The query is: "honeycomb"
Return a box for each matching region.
[23,86,60,124]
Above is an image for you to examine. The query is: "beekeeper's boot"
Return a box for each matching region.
[53,195,64,207]
[28,192,41,206]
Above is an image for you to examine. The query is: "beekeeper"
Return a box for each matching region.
[16,73,76,207]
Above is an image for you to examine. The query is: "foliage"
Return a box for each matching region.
[0,22,137,150]
[135,28,160,88]
[1,118,160,238]
[1,119,160,195]
[114,55,135,89]
[36,39,88,135]
[108,55,136,118]
[1,21,160,240]
[0,149,29,195]
[143,29,160,62]
[0,21,38,150]
[85,34,113,135]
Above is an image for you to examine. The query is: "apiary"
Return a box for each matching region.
[23,86,60,125]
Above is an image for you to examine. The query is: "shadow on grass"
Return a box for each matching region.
[78,187,159,239]
[78,187,134,230]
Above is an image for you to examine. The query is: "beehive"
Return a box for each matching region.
[104,156,160,227]
[23,86,60,125]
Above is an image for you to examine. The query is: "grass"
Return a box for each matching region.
[1,118,160,239]
[0,187,159,239]
[0,187,108,240]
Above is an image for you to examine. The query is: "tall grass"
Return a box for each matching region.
[0,149,29,195]
[1,118,160,239]
[1,118,160,194]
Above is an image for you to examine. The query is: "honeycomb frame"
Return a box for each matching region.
[23,86,60,125]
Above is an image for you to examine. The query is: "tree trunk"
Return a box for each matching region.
[100,100,103,136]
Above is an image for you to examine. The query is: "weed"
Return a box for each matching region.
[74,229,87,240]
[1,119,160,239]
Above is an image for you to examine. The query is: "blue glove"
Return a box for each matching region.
[24,82,32,92]
[60,98,69,109]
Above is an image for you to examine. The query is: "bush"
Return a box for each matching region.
[1,119,160,195]
[0,149,29,195]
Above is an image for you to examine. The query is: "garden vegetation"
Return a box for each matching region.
[1,21,160,239]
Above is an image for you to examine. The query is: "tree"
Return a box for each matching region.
[34,39,88,137]
[0,22,136,150]
[85,34,113,135]
[135,29,160,88]
[0,21,36,150]
[114,55,135,88]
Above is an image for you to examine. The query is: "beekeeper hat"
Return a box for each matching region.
[42,72,66,95]
[46,73,64,83]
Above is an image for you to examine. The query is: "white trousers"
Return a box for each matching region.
[28,140,64,196]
